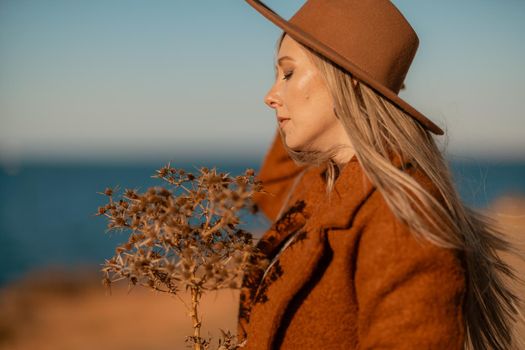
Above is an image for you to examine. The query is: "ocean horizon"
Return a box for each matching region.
[1,156,524,287]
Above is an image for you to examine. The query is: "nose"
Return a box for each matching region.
[264,83,281,110]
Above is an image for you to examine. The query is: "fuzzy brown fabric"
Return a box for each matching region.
[237,130,466,349]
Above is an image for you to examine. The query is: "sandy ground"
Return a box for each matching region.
[0,268,241,350]
[0,196,524,350]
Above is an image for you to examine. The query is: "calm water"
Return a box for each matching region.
[1,157,524,287]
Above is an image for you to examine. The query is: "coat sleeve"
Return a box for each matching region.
[252,129,307,222]
[354,196,466,349]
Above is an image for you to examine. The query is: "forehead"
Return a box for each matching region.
[275,35,308,66]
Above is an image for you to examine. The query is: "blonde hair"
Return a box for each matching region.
[274,31,525,350]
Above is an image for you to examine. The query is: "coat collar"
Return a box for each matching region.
[316,153,375,229]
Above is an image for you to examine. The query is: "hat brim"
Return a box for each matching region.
[245,0,444,135]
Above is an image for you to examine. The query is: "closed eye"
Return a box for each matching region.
[283,71,293,80]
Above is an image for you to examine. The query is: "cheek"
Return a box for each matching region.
[285,73,318,117]
[293,76,334,128]
[296,72,316,102]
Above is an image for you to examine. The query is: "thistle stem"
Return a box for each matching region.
[190,286,203,350]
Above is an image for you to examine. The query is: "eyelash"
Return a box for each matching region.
[282,71,293,80]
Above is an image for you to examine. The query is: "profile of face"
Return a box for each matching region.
[264,34,352,156]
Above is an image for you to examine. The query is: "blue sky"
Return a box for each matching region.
[1,0,524,163]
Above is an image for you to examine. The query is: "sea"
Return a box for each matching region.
[1,157,524,287]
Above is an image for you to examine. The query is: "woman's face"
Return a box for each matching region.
[264,34,351,154]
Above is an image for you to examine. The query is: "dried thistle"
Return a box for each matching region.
[95,163,268,350]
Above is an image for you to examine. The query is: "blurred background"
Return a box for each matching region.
[1,0,524,349]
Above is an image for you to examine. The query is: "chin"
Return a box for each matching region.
[281,130,314,152]
[284,138,309,152]
[283,136,299,150]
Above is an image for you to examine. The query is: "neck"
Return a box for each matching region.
[332,148,356,166]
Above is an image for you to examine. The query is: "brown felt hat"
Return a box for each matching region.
[245,0,444,135]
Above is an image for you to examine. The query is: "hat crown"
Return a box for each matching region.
[289,0,419,94]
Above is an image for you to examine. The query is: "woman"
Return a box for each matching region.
[238,1,525,349]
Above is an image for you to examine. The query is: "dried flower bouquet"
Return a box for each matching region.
[96,163,269,349]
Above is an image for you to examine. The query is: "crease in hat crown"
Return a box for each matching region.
[244,0,444,135]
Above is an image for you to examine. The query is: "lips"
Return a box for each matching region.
[277,116,291,128]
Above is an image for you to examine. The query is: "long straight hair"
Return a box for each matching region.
[274,31,525,350]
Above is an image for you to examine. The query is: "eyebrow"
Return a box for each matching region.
[276,56,295,65]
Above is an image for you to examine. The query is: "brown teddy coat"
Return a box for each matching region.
[237,130,466,349]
